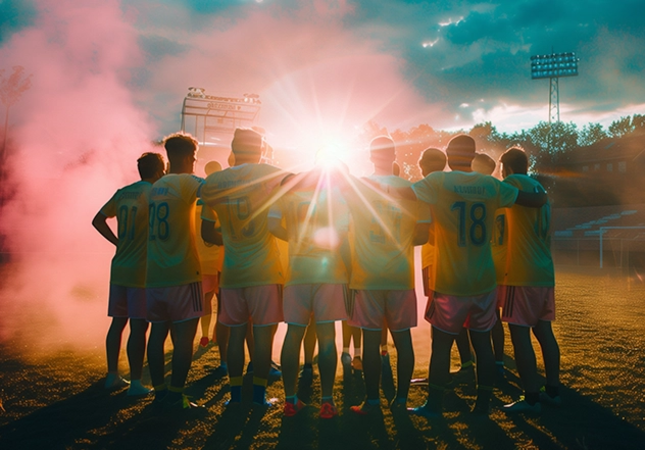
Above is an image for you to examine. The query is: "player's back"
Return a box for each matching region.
[413,171,517,296]
[201,163,285,288]
[103,180,153,288]
[146,173,204,287]
[502,174,554,286]
[276,173,349,285]
[347,175,423,290]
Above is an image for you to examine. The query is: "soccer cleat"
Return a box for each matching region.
[408,401,442,419]
[319,402,338,419]
[127,380,152,396]
[199,336,210,347]
[539,389,562,407]
[389,397,407,411]
[105,374,130,390]
[162,394,204,413]
[352,356,363,371]
[283,398,306,417]
[503,397,541,413]
[350,400,381,416]
[495,364,506,381]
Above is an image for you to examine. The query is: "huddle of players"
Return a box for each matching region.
[93,127,560,418]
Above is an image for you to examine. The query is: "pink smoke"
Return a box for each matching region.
[0,0,156,348]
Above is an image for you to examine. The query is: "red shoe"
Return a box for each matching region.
[350,401,380,416]
[199,336,209,347]
[319,402,338,419]
[283,399,306,417]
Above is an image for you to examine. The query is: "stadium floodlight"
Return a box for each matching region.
[530,51,579,123]
[181,88,262,145]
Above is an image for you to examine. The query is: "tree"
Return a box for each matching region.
[578,122,607,147]
[608,116,635,138]
[527,121,578,170]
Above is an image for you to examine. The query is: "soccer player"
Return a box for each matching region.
[472,152,507,379]
[92,152,165,395]
[201,128,286,407]
[343,136,431,414]
[387,135,546,417]
[146,132,205,411]
[195,160,223,347]
[497,148,560,413]
[268,163,350,419]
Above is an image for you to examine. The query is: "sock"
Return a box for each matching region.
[366,398,379,406]
[220,361,228,370]
[545,384,560,398]
[286,395,297,404]
[252,377,268,404]
[461,359,474,369]
[230,376,243,403]
[342,346,350,354]
[303,363,313,370]
[354,347,361,358]
[321,396,334,405]
[166,386,184,403]
[495,361,504,366]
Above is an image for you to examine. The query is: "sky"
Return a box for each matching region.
[0,1,644,348]
[2,0,645,147]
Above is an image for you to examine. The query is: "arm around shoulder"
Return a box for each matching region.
[514,190,548,208]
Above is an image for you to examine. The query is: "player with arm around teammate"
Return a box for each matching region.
[92,152,165,395]
[497,147,561,413]
[200,128,287,407]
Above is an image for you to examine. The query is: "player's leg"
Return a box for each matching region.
[316,322,337,399]
[390,328,414,405]
[455,327,474,369]
[167,318,200,394]
[468,329,496,412]
[215,291,229,370]
[105,317,128,388]
[245,321,255,373]
[504,323,541,411]
[352,324,363,371]
[227,323,247,403]
[415,326,454,415]
[252,323,278,405]
[147,321,170,400]
[491,309,505,377]
[361,328,381,401]
[199,290,215,346]
[126,318,150,395]
[302,318,317,373]
[533,319,561,402]
[281,324,306,399]
[341,321,354,371]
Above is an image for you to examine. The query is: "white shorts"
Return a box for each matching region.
[348,289,417,332]
[425,289,497,335]
[108,285,147,319]
[500,285,555,327]
[146,282,205,323]
[219,285,283,327]
[283,284,348,326]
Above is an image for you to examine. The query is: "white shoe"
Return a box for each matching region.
[503,398,541,413]
[104,373,129,390]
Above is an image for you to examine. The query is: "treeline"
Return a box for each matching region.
[361,114,645,183]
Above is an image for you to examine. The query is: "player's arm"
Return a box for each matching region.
[201,218,222,246]
[514,190,547,208]
[92,212,118,246]
[413,222,431,246]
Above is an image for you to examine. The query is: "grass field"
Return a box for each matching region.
[0,266,644,449]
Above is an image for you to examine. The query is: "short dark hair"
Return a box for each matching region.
[419,147,446,173]
[472,152,496,175]
[500,147,528,175]
[163,132,198,157]
[137,152,165,179]
[231,128,263,155]
[446,135,476,157]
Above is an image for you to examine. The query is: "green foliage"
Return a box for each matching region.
[578,122,608,147]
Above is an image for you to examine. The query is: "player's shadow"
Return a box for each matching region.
[0,380,159,450]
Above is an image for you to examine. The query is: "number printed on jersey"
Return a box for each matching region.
[451,201,487,247]
[149,201,170,241]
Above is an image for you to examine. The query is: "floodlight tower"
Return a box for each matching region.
[530,51,579,123]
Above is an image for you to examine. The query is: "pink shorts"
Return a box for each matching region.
[283,284,348,326]
[425,289,497,335]
[146,282,205,323]
[219,285,283,327]
[499,285,555,327]
[202,273,219,295]
[108,285,147,319]
[348,289,417,332]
